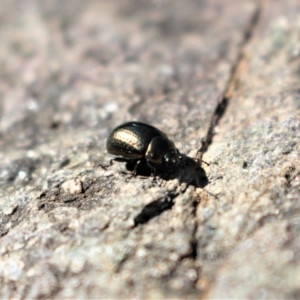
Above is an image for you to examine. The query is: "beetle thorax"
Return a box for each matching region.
[145,136,176,164]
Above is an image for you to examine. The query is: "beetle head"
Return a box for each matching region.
[163,149,180,165]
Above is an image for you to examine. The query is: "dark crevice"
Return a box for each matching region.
[199,97,229,155]
[199,3,261,155]
[133,193,178,226]
[119,3,262,293]
[190,1,262,286]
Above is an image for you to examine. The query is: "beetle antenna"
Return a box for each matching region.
[201,159,210,166]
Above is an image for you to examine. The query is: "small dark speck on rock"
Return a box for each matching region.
[38,203,45,210]
[56,222,69,232]
[60,158,70,168]
[0,229,9,237]
[50,121,61,129]
[281,142,296,154]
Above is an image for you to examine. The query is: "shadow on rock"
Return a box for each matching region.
[125,154,208,188]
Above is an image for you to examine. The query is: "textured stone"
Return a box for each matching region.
[1,0,299,299]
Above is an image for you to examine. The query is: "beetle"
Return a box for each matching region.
[106,121,181,174]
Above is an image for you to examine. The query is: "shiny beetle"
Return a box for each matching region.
[106,121,181,174]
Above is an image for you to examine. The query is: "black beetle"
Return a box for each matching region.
[106,121,181,174]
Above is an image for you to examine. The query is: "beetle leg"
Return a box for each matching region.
[99,163,108,170]
[125,173,135,182]
[132,160,143,176]
[109,157,133,168]
[99,157,129,170]
[103,157,138,178]
[146,161,157,178]
[98,159,116,170]
[192,155,210,166]
[124,160,146,181]
[112,157,130,163]
[200,159,210,166]
[194,149,210,166]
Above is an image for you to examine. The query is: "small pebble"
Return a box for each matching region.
[3,204,18,215]
[61,179,82,194]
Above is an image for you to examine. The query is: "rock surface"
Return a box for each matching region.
[0,0,299,299]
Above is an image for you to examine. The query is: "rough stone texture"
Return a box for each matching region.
[202,0,300,298]
[0,0,299,299]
